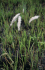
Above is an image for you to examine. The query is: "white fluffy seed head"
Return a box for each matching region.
[10,13,20,26]
[29,15,40,23]
[23,8,24,13]
[17,16,21,31]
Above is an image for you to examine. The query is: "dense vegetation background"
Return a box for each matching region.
[0,0,45,70]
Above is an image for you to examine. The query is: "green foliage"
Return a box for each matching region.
[0,0,45,70]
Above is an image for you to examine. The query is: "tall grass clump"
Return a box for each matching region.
[0,0,45,70]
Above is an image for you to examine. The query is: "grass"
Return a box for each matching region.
[0,0,45,70]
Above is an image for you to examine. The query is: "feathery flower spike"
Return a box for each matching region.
[23,8,24,13]
[10,13,20,26]
[17,16,21,31]
[29,16,40,23]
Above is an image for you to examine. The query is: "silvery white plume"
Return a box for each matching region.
[29,16,40,23]
[10,13,20,26]
[17,16,21,31]
[23,8,24,13]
